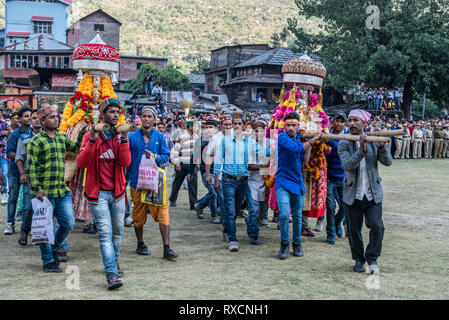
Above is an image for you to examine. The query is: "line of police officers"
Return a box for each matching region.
[380,122,449,159]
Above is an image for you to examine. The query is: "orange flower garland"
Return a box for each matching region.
[302,139,330,180]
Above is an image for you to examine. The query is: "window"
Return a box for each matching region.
[136,62,142,70]
[94,24,104,32]
[9,55,39,69]
[33,21,52,34]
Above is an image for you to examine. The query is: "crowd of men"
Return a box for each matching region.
[1,101,443,291]
[363,87,403,111]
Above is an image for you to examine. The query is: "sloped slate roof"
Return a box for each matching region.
[1,35,73,52]
[233,47,322,69]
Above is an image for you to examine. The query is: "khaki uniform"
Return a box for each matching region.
[393,130,403,159]
[442,129,449,158]
[400,128,411,159]
[423,128,433,158]
[383,128,392,154]
[433,129,444,158]
[411,128,423,158]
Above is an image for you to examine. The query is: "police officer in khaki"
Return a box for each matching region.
[423,122,433,158]
[442,124,449,158]
[393,124,403,159]
[433,123,444,158]
[400,122,411,159]
[383,123,392,154]
[411,123,423,159]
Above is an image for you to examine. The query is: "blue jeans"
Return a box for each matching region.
[376,98,383,110]
[325,179,345,242]
[276,186,304,243]
[90,191,125,278]
[217,179,224,216]
[222,176,258,242]
[0,158,8,194]
[39,192,75,264]
[198,173,218,217]
[395,98,401,110]
[21,183,33,232]
[7,173,20,224]
[146,81,153,95]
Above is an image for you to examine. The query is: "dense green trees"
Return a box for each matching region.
[124,64,190,94]
[284,0,449,118]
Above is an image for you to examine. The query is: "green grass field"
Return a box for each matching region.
[1,160,448,299]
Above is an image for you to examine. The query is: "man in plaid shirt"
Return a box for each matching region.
[27,104,81,273]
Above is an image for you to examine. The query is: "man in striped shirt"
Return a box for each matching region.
[169,120,199,210]
[213,113,263,251]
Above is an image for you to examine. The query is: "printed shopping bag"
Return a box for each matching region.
[31,197,54,245]
[141,168,167,207]
[136,154,159,192]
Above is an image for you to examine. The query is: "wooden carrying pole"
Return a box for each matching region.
[93,123,111,132]
[302,133,390,143]
[116,123,139,133]
[366,129,408,137]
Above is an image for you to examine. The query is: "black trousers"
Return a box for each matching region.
[346,197,385,263]
[169,164,198,208]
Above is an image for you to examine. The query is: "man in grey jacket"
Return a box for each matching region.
[338,109,392,275]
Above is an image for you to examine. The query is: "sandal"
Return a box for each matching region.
[18,231,28,246]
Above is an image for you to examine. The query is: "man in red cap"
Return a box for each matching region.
[337,109,392,275]
[77,97,131,290]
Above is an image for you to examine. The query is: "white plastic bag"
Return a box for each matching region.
[31,197,54,245]
[136,154,159,192]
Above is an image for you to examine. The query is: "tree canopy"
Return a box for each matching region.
[124,64,190,94]
[285,0,449,117]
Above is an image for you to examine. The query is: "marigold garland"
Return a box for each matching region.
[59,73,127,133]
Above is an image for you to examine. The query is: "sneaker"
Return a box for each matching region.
[136,244,151,255]
[124,216,134,227]
[228,241,239,252]
[0,193,7,205]
[278,241,290,260]
[53,251,68,263]
[315,220,324,232]
[117,264,124,278]
[15,212,23,222]
[250,237,260,245]
[83,225,97,234]
[195,203,204,219]
[336,224,343,238]
[43,262,62,273]
[163,248,178,260]
[107,274,123,290]
[170,201,177,207]
[4,222,15,235]
[368,262,380,275]
[18,230,28,246]
[292,242,304,257]
[211,217,221,224]
[353,260,365,273]
[259,218,270,229]
[301,228,315,237]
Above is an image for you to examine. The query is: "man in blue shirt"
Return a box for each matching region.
[275,112,320,260]
[4,107,32,235]
[128,106,177,260]
[323,112,347,244]
[213,113,262,251]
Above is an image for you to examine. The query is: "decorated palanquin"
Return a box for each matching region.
[266,53,330,218]
[59,33,126,183]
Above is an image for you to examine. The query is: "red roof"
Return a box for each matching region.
[7,32,30,36]
[32,16,54,21]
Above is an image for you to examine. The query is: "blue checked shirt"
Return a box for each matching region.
[213,133,263,177]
